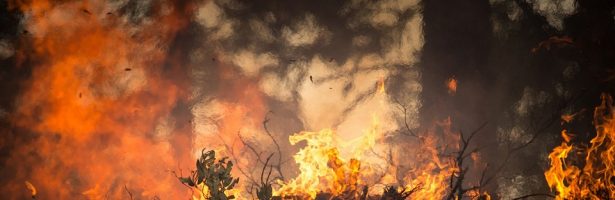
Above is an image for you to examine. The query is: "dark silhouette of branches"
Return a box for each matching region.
[381,185,421,200]
[262,111,286,181]
[256,154,274,200]
[479,91,582,189]
[445,123,488,200]
[392,98,418,137]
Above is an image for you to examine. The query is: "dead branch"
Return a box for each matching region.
[392,98,418,137]
[480,92,581,188]
[445,122,488,200]
[263,111,286,181]
[215,131,259,187]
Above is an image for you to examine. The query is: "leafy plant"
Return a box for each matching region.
[179,149,240,200]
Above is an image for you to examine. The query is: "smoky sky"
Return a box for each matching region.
[1,0,615,199]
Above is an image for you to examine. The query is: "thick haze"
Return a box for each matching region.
[1,0,615,199]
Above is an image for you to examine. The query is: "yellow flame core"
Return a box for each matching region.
[274,78,386,199]
[269,76,470,199]
[272,117,465,199]
[274,129,363,198]
[545,94,615,199]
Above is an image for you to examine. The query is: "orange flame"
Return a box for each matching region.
[274,129,353,198]
[545,94,615,199]
[446,76,457,95]
[273,113,470,199]
[24,181,36,198]
[561,114,576,124]
[6,0,194,199]
[6,2,488,198]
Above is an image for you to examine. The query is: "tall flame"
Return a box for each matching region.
[275,129,358,198]
[5,0,194,198]
[273,79,469,199]
[545,94,615,199]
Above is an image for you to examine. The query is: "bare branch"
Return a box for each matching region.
[392,98,418,137]
[445,122,487,200]
[263,111,286,180]
[215,132,259,187]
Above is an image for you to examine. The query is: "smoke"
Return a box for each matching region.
[187,0,425,194]
[2,0,602,198]
[1,0,447,198]
[0,39,14,60]
[528,0,577,30]
[281,14,329,47]
[490,0,578,31]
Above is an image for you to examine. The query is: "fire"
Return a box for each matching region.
[561,114,576,124]
[274,93,467,199]
[274,128,362,198]
[24,181,37,198]
[446,76,457,95]
[378,77,386,94]
[544,94,615,199]
[267,75,482,199]
[402,131,458,199]
[6,1,485,198]
[5,0,194,199]
[561,130,573,143]
[561,109,584,125]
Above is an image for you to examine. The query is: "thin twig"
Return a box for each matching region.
[263,111,286,180]
[445,122,487,200]
[393,98,418,137]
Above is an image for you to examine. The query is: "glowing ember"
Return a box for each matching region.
[446,77,457,95]
[561,110,584,125]
[561,114,575,124]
